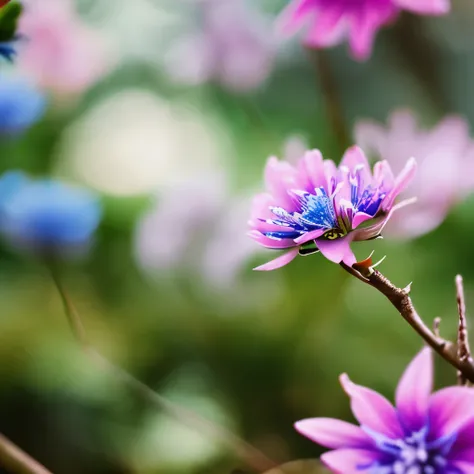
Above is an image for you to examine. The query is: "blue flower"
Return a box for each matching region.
[0,172,102,252]
[0,75,46,135]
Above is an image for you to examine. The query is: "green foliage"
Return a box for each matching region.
[0,1,22,42]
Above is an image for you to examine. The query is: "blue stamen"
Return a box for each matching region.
[262,187,339,241]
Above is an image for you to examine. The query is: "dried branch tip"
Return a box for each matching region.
[456,275,472,385]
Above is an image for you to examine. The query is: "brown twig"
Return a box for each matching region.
[0,433,53,474]
[341,263,474,383]
[456,275,472,385]
[49,268,276,473]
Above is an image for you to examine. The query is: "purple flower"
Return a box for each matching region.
[295,348,474,473]
[355,110,474,239]
[278,0,450,61]
[248,145,416,271]
[165,0,276,92]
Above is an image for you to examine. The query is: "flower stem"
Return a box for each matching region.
[341,264,474,383]
[48,268,276,473]
[307,49,350,153]
[0,433,52,474]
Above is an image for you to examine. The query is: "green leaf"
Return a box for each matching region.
[0,1,23,42]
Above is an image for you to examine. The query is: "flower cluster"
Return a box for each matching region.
[296,348,474,473]
[249,146,416,270]
[279,0,451,60]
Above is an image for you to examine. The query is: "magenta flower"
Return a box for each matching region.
[278,0,450,61]
[295,348,474,473]
[248,146,416,271]
[355,110,474,239]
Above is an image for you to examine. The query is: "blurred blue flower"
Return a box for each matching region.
[0,75,46,134]
[0,171,102,252]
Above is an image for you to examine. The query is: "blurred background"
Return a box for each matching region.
[2,0,474,473]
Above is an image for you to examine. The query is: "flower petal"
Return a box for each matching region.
[352,212,374,230]
[450,417,474,462]
[253,248,299,271]
[315,236,356,265]
[428,386,474,440]
[297,149,327,193]
[264,156,301,211]
[295,418,373,449]
[321,448,382,474]
[395,0,450,15]
[395,347,432,433]
[340,373,403,439]
[352,197,416,241]
[277,0,314,35]
[340,146,371,176]
[382,157,417,210]
[294,228,325,244]
[304,5,347,48]
[248,230,296,249]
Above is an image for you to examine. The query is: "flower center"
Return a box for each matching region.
[261,187,343,241]
[361,427,457,474]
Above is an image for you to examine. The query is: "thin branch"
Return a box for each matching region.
[456,275,472,385]
[342,264,474,383]
[49,268,276,473]
[0,433,53,474]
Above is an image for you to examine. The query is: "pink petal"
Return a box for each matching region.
[315,236,356,266]
[348,16,379,62]
[253,248,299,271]
[352,212,374,230]
[395,0,450,15]
[297,149,327,193]
[382,157,417,211]
[450,461,474,472]
[395,348,432,433]
[276,0,314,35]
[340,146,371,175]
[321,448,382,474]
[264,156,300,211]
[373,160,395,190]
[295,418,373,449]
[248,230,296,249]
[304,5,348,48]
[450,418,474,461]
[352,197,416,241]
[294,228,325,244]
[340,374,403,439]
[428,386,474,439]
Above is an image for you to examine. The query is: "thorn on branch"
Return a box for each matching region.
[433,317,441,338]
[402,282,413,296]
[456,275,472,385]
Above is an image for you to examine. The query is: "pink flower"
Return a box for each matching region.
[17,0,111,95]
[355,110,474,238]
[248,145,416,270]
[165,0,276,93]
[295,348,474,473]
[278,0,450,61]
